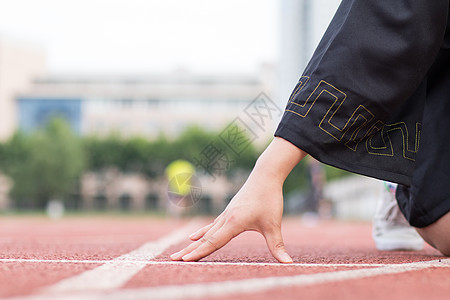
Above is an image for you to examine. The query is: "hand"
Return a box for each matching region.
[170,168,292,263]
[170,137,307,263]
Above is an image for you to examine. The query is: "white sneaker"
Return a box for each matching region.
[372,182,424,251]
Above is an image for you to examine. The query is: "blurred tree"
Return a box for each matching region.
[154,126,217,177]
[122,136,152,173]
[0,131,30,172]
[173,125,261,179]
[283,161,309,194]
[0,119,353,211]
[0,131,31,207]
[282,160,352,196]
[172,126,217,161]
[83,126,217,178]
[145,135,172,178]
[224,138,260,178]
[83,133,125,171]
[0,118,354,213]
[324,164,352,181]
[2,118,84,209]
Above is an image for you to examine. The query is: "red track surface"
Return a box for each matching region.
[0,215,449,299]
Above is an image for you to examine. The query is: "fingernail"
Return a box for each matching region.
[181,254,193,261]
[280,253,293,263]
[170,252,180,260]
[189,233,195,239]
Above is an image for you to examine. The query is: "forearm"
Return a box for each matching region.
[251,137,307,184]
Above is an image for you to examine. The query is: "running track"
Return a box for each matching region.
[0,216,449,299]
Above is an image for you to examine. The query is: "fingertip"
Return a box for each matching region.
[278,252,293,264]
[188,223,212,241]
[170,252,182,261]
[181,254,195,262]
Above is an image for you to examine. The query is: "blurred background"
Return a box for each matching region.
[0,0,380,219]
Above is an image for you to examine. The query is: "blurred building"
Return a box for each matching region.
[0,36,46,140]
[0,35,278,213]
[324,175,380,221]
[79,168,239,214]
[1,1,347,213]
[17,65,276,139]
[7,65,277,212]
[0,37,46,210]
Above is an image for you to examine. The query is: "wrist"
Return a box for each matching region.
[253,137,307,183]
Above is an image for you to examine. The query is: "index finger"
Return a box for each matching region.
[181,222,243,262]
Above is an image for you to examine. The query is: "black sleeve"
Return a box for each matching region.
[275,0,449,186]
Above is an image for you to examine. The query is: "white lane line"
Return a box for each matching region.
[0,258,106,264]
[41,221,201,294]
[0,258,388,267]
[2,258,450,269]
[107,259,450,300]
[145,259,450,268]
[74,259,450,300]
[12,259,450,300]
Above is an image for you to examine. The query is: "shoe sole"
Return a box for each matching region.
[375,240,424,251]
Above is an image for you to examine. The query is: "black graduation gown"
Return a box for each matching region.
[274,0,450,227]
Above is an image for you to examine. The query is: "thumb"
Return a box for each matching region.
[263,227,293,264]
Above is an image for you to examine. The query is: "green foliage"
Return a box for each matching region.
[0,119,351,210]
[282,160,352,195]
[82,126,219,177]
[283,161,309,194]
[220,127,261,175]
[83,134,126,171]
[171,126,217,161]
[0,118,84,208]
[324,165,352,181]
[0,131,30,173]
[81,125,261,180]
